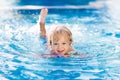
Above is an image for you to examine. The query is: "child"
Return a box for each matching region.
[38,8,87,58]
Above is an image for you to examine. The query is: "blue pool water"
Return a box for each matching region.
[0,0,120,80]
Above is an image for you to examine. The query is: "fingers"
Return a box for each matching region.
[39,8,48,23]
[40,8,48,17]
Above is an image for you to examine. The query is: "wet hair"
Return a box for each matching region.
[47,26,73,45]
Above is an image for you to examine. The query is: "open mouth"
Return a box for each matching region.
[57,50,64,53]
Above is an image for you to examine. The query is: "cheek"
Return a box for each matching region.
[66,45,69,48]
[64,45,70,49]
[52,45,57,50]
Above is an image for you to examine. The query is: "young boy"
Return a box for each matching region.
[38,8,88,58]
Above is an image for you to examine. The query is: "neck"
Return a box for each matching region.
[51,50,70,57]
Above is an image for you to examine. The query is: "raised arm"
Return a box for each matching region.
[39,8,48,37]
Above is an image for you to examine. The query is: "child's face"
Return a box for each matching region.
[51,36,72,55]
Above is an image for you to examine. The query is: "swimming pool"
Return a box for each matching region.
[0,0,120,79]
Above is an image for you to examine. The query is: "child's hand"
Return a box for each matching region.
[39,8,48,23]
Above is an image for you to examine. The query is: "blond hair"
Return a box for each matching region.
[47,26,72,45]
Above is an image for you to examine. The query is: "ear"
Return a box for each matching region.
[45,43,49,46]
[69,39,72,44]
[45,43,52,49]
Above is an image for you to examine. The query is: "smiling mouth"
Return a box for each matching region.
[57,50,64,53]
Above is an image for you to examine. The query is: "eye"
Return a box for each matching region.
[62,43,66,45]
[54,43,58,45]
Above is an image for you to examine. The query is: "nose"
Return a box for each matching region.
[57,44,62,49]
